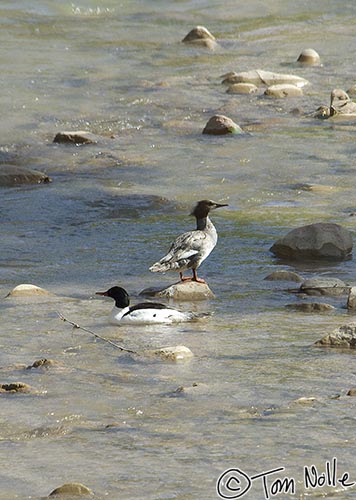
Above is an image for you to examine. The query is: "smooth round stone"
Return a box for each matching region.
[6,284,52,297]
[182,26,215,42]
[140,281,215,300]
[264,84,303,98]
[226,83,258,94]
[49,482,93,496]
[264,270,303,282]
[297,48,321,65]
[202,114,243,135]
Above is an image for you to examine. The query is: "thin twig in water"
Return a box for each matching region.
[57,311,139,355]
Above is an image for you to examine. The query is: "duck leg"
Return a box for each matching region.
[192,269,206,283]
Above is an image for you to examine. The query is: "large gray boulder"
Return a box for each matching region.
[270,223,353,261]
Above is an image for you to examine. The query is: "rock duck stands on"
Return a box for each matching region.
[96,286,204,324]
[149,199,228,283]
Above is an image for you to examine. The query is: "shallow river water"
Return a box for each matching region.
[1,1,356,499]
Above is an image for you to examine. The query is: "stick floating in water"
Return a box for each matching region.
[57,311,139,355]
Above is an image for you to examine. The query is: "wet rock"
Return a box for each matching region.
[182,26,217,49]
[53,131,98,145]
[139,281,215,300]
[285,302,335,312]
[170,382,210,396]
[264,84,303,98]
[226,83,258,94]
[48,482,93,496]
[347,287,356,310]
[292,396,317,404]
[347,388,356,396]
[146,345,194,362]
[0,382,32,394]
[347,84,356,97]
[270,222,353,261]
[26,358,59,370]
[221,69,309,88]
[6,284,52,297]
[0,165,51,187]
[297,48,321,65]
[330,88,356,117]
[299,277,347,296]
[314,322,356,348]
[312,105,331,119]
[202,114,243,135]
[264,270,303,282]
[292,183,335,194]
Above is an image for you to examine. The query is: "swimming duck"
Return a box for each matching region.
[330,89,356,116]
[96,286,199,324]
[149,199,228,283]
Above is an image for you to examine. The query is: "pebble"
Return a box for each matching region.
[182,26,217,49]
[347,388,356,396]
[297,48,321,65]
[299,277,347,297]
[0,165,51,187]
[347,287,356,310]
[0,382,32,394]
[226,83,258,94]
[314,322,356,348]
[264,270,303,282]
[202,114,243,135]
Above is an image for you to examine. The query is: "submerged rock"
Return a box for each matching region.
[182,26,217,49]
[221,69,309,88]
[49,482,93,496]
[264,84,303,98]
[140,281,214,300]
[145,345,194,362]
[270,222,353,261]
[264,270,303,282]
[202,114,243,135]
[0,165,51,187]
[347,388,356,396]
[53,130,98,145]
[315,323,356,348]
[299,277,347,296]
[6,284,52,297]
[297,48,321,66]
[285,302,335,312]
[226,83,258,94]
[26,358,59,370]
[330,88,356,117]
[0,382,32,394]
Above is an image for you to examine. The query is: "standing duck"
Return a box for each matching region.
[149,199,228,283]
[96,286,200,324]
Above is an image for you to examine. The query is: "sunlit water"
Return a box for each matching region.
[1,1,356,499]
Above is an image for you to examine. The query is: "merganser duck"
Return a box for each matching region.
[96,286,199,324]
[330,89,356,116]
[149,199,228,283]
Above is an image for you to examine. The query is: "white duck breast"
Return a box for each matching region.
[96,286,196,325]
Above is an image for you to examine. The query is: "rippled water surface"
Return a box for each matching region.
[1,1,356,499]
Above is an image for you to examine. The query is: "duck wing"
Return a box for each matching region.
[150,230,206,271]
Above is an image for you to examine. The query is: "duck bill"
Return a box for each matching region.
[215,203,228,209]
[96,291,109,296]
